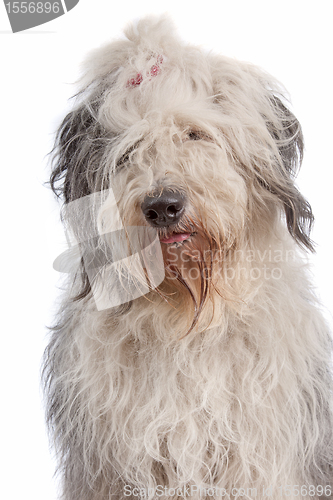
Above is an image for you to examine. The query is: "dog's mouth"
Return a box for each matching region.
[159,231,195,245]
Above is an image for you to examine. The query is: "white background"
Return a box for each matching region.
[1,1,332,498]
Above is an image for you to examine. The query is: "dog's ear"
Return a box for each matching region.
[50,102,110,203]
[50,101,113,303]
[264,96,314,252]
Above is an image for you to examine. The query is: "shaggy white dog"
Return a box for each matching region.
[44,17,333,500]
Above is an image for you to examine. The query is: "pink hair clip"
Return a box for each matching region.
[127,55,163,87]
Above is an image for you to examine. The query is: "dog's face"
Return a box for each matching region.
[51,17,313,330]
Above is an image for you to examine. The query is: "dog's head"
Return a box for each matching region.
[51,17,313,331]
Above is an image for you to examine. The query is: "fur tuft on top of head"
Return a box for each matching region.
[80,15,183,88]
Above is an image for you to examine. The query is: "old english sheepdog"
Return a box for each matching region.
[44,16,333,500]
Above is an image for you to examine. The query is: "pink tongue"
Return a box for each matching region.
[160,233,191,244]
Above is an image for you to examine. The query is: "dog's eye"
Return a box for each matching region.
[115,142,139,170]
[116,150,131,168]
[188,131,203,141]
[186,130,211,142]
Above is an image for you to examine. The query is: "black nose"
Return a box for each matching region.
[141,189,186,227]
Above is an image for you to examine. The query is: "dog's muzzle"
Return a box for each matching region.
[141,189,186,228]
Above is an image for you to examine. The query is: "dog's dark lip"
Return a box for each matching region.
[160,232,196,245]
